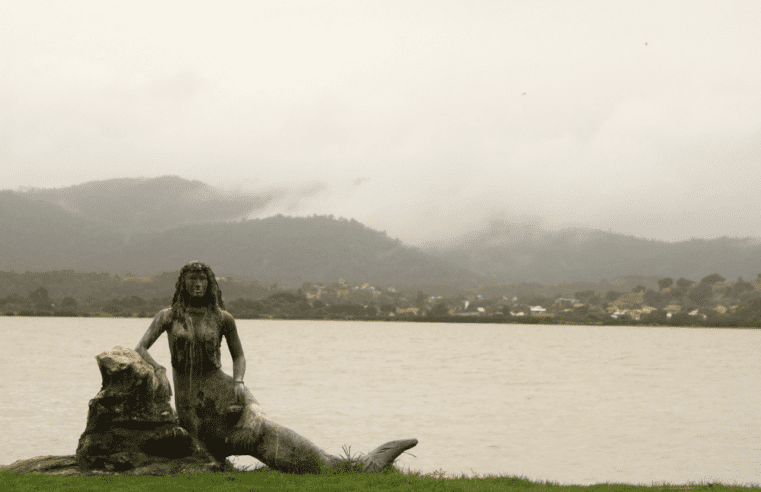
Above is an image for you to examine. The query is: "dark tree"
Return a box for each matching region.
[61,297,78,308]
[657,278,674,290]
[735,297,761,318]
[604,290,623,302]
[643,289,666,308]
[229,298,262,313]
[126,296,146,308]
[326,304,362,316]
[641,309,669,324]
[267,292,302,303]
[428,302,450,317]
[415,290,427,307]
[632,285,646,293]
[586,293,603,306]
[519,295,554,307]
[29,286,50,306]
[700,273,726,285]
[731,278,754,296]
[688,283,714,305]
[574,290,596,301]
[676,278,695,290]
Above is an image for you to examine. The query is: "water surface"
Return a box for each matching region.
[0,318,758,485]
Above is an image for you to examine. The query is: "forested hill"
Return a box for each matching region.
[15,175,273,233]
[0,190,124,272]
[5,177,761,288]
[425,222,761,284]
[122,215,480,287]
[0,191,479,288]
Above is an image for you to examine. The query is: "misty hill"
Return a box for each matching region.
[6,176,761,289]
[424,220,761,284]
[0,191,124,272]
[0,190,479,288]
[122,215,480,287]
[17,176,274,233]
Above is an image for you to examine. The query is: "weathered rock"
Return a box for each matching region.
[0,455,237,476]
[0,455,80,475]
[75,346,220,473]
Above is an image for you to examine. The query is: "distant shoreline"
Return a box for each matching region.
[1,312,759,329]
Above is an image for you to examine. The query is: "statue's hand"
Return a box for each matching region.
[172,426,189,439]
[155,367,172,399]
[234,381,246,403]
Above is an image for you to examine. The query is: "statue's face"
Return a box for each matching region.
[184,271,209,298]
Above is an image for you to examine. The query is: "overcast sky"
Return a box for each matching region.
[2,1,760,245]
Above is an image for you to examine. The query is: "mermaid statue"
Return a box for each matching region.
[135,261,417,473]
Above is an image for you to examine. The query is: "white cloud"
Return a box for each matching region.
[2,1,761,243]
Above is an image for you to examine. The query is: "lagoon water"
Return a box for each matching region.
[0,318,759,485]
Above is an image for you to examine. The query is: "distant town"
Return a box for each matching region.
[1,270,760,327]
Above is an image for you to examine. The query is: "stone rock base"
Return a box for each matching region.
[75,346,219,473]
[0,455,234,476]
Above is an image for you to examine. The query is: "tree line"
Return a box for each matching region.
[2,270,761,327]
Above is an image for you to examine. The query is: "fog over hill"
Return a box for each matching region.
[424,218,761,284]
[0,190,123,273]
[17,176,275,233]
[4,177,761,289]
[1,186,479,288]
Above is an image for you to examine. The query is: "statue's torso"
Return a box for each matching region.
[166,310,224,376]
[156,308,257,454]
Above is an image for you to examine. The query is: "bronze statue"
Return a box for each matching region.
[135,261,417,473]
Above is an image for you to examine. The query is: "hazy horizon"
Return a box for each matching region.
[3,1,760,246]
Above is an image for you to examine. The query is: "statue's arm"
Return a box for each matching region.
[223,312,247,384]
[135,308,170,373]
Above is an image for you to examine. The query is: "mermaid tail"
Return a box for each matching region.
[359,439,419,472]
[177,371,417,474]
[225,404,417,474]
[226,413,336,473]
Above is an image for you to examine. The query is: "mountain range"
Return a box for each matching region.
[423,221,761,285]
[3,176,761,291]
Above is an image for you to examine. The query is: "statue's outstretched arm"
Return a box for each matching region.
[135,309,169,372]
[223,312,247,402]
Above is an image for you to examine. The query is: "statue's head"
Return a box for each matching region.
[171,261,225,319]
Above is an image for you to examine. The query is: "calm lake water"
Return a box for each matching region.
[0,318,759,485]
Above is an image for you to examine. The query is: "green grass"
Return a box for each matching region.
[2,465,759,492]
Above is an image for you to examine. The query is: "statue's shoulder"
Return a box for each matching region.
[219,310,237,329]
[156,308,173,327]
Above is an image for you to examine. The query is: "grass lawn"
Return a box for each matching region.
[2,465,759,492]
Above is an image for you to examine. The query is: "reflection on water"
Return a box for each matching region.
[0,318,759,485]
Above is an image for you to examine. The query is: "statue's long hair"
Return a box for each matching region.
[171,261,225,324]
